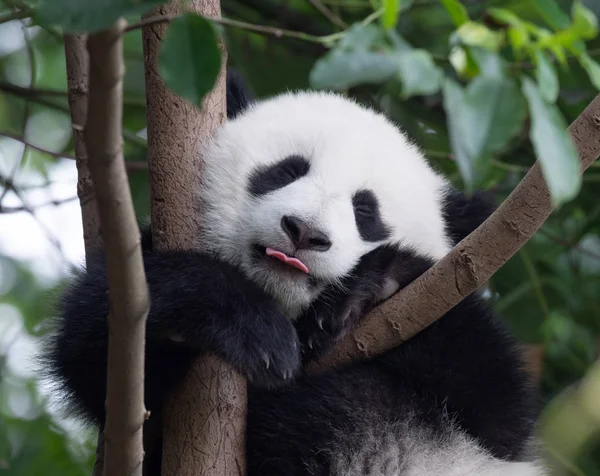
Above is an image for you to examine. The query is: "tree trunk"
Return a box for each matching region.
[85,20,150,476]
[141,1,247,475]
[64,34,106,476]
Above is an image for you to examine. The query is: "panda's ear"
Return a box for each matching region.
[226,68,253,119]
[443,189,496,246]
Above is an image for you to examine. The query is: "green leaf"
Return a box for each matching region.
[396,50,442,97]
[310,50,400,90]
[443,71,526,192]
[455,21,504,51]
[571,1,598,40]
[521,77,581,206]
[382,0,401,30]
[37,0,165,33]
[535,51,559,102]
[440,0,469,27]
[507,25,530,54]
[579,53,600,90]
[310,23,397,90]
[158,13,222,106]
[449,46,480,79]
[531,0,570,29]
[338,23,386,50]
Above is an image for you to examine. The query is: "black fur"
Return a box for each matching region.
[352,189,392,242]
[248,155,311,197]
[443,189,496,245]
[227,68,253,119]
[43,76,538,475]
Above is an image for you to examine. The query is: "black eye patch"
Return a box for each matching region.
[352,189,391,242]
[248,155,310,197]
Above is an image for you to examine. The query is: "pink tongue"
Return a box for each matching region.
[265,247,309,274]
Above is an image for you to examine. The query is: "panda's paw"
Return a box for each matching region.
[227,306,302,388]
[296,306,352,362]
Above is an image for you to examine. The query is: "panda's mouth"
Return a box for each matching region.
[252,245,309,274]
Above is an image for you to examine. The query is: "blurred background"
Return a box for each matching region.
[0,0,599,474]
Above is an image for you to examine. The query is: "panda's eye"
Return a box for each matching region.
[352,189,391,242]
[248,155,310,196]
[354,203,374,217]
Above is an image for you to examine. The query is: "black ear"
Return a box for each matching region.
[226,68,253,119]
[443,189,496,246]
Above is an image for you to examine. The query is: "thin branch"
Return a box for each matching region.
[0,133,148,171]
[0,132,76,160]
[0,81,68,98]
[309,93,600,373]
[0,195,77,213]
[539,228,600,261]
[1,180,66,256]
[0,81,148,107]
[0,3,32,25]
[306,0,348,28]
[0,24,35,208]
[85,19,149,476]
[126,9,383,46]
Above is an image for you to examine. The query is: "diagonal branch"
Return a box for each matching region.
[84,20,150,476]
[309,94,600,374]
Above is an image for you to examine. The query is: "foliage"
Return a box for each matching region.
[0,0,599,474]
[158,14,222,106]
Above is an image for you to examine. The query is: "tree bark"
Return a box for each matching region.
[64,35,102,260]
[141,1,247,475]
[309,93,600,374]
[85,20,150,476]
[63,34,106,476]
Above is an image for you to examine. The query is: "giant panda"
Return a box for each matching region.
[44,71,545,475]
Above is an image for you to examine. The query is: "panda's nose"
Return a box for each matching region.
[281,215,332,252]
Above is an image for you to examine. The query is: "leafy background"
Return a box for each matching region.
[0,0,599,474]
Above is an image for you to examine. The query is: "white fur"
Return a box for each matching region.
[198,91,451,316]
[329,418,547,476]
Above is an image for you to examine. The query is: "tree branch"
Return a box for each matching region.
[309,94,600,374]
[0,132,148,171]
[307,0,348,28]
[0,194,77,213]
[0,131,77,160]
[126,9,384,46]
[141,1,246,475]
[64,34,103,262]
[84,20,150,476]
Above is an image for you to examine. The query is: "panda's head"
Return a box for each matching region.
[199,74,493,317]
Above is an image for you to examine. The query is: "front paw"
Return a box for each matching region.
[296,301,355,362]
[224,306,301,388]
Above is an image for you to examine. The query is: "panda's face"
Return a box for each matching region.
[199,92,452,317]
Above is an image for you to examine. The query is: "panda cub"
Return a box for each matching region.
[45,71,544,475]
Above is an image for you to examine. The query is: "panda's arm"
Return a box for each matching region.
[46,244,299,425]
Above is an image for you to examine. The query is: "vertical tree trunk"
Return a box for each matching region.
[85,20,150,476]
[141,1,247,475]
[64,34,102,260]
[64,34,106,476]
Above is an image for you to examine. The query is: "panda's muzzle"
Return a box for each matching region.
[280,215,331,252]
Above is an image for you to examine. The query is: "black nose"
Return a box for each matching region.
[281,215,332,252]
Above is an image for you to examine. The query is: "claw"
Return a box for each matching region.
[261,351,270,369]
[317,318,324,330]
[308,338,314,349]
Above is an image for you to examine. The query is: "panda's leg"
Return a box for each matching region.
[43,249,300,425]
[366,294,539,462]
